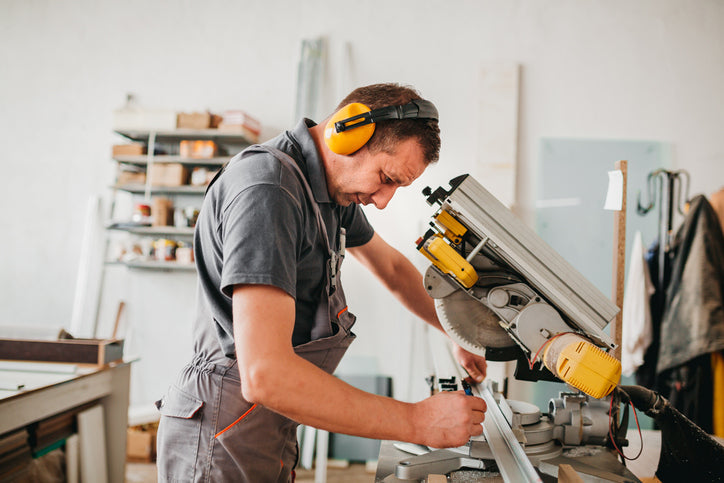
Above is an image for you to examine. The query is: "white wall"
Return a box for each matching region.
[2,0,722,408]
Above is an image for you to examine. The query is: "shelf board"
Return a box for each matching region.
[114,155,228,166]
[107,225,195,237]
[112,184,207,195]
[106,260,197,271]
[114,128,255,144]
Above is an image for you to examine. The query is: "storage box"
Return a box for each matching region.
[176,112,211,130]
[219,110,261,143]
[126,424,157,462]
[117,170,146,186]
[149,163,189,187]
[209,113,223,128]
[179,140,217,159]
[152,197,174,226]
[0,338,124,366]
[112,144,147,156]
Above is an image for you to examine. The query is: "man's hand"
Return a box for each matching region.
[411,391,487,448]
[453,344,487,383]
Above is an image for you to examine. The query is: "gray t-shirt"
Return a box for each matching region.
[193,119,374,359]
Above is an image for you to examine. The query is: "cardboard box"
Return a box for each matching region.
[112,144,147,156]
[117,170,146,186]
[209,113,223,128]
[149,163,189,187]
[152,197,174,226]
[176,112,211,130]
[219,109,261,143]
[179,140,217,159]
[126,424,157,462]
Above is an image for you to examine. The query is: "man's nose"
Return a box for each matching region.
[371,185,398,209]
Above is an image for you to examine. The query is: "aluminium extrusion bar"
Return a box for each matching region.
[430,336,542,482]
[473,381,542,483]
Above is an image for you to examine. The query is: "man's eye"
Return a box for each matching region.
[383,175,393,184]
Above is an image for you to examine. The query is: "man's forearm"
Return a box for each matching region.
[238,343,485,449]
[234,284,420,443]
[240,349,423,442]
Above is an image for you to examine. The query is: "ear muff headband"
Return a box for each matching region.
[324,99,438,155]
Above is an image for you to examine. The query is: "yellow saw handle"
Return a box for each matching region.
[418,234,478,289]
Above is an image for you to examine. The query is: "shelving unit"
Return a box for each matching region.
[104,128,254,271]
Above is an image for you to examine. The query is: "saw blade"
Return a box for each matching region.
[435,290,514,356]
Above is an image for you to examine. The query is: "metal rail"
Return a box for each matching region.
[431,335,542,482]
[473,381,542,482]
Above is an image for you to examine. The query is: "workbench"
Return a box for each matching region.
[0,360,131,482]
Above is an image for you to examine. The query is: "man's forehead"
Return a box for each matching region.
[385,140,427,185]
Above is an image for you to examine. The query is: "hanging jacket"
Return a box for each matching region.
[656,195,724,373]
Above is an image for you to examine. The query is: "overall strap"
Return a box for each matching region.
[206,144,344,295]
[236,145,343,294]
[246,145,332,254]
[206,145,332,253]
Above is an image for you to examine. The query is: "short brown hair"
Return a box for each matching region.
[334,83,440,164]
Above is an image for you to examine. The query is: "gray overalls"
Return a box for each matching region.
[156,146,357,482]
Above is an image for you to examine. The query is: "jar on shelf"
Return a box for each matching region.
[153,238,177,261]
[131,203,152,225]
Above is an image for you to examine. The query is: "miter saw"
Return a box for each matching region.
[415,174,622,398]
[382,175,724,481]
[375,174,633,481]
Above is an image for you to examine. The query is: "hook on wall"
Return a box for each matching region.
[636,169,691,216]
[636,168,692,287]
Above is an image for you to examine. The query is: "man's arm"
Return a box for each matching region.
[233,284,485,448]
[348,232,488,382]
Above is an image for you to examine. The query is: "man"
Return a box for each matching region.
[156,83,488,482]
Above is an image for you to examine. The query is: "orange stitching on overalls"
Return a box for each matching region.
[337,306,348,318]
[214,403,257,438]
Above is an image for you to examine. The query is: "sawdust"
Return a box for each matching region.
[450,469,504,482]
[563,446,604,457]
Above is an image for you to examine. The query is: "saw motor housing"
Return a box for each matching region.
[417,175,621,399]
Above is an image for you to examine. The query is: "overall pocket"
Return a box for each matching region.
[213,401,296,482]
[156,385,204,481]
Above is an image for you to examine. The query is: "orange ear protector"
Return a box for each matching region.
[323,99,438,155]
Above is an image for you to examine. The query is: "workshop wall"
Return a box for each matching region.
[1,0,722,409]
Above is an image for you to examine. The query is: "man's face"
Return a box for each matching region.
[328,138,428,210]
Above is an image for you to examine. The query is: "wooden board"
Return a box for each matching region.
[0,338,123,366]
